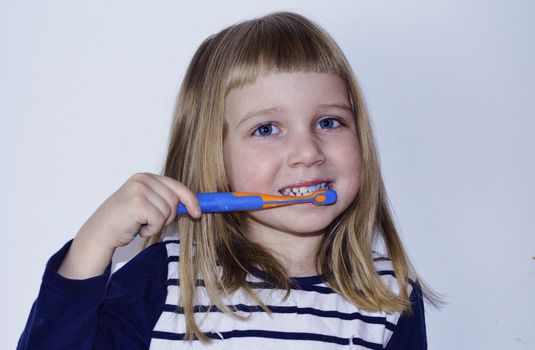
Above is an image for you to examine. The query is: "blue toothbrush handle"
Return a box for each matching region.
[177,192,264,214]
[177,190,337,215]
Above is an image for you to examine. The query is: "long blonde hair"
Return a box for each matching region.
[144,11,438,342]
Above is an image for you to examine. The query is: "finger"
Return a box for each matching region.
[143,190,174,225]
[137,174,181,225]
[153,175,202,218]
[128,175,174,227]
[135,198,167,238]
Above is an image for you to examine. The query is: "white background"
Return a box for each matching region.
[2,1,534,349]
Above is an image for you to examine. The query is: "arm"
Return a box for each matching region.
[18,173,198,349]
[17,240,168,350]
[384,281,428,350]
[17,240,110,350]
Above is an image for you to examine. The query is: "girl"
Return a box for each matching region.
[18,11,434,349]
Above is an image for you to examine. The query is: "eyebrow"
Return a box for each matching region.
[236,103,353,128]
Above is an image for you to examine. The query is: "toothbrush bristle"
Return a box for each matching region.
[312,189,337,205]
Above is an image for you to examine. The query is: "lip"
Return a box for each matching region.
[278,178,333,192]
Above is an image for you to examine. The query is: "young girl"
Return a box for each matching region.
[18,11,432,349]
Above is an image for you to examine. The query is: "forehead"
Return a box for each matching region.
[225,72,350,122]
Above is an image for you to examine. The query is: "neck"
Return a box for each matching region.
[246,219,324,277]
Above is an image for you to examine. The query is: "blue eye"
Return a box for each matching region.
[253,123,280,137]
[317,117,341,129]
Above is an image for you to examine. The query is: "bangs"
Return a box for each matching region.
[211,12,348,93]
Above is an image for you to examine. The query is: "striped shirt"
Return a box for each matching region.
[17,238,426,349]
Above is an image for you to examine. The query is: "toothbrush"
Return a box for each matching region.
[177,189,337,215]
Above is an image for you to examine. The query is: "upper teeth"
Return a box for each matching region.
[279,182,329,196]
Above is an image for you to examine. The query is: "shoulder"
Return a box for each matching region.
[384,281,427,349]
[371,251,420,295]
[372,251,427,348]
[107,238,178,299]
[97,238,180,346]
[372,251,407,296]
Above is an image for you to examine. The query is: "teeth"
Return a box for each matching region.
[279,182,330,196]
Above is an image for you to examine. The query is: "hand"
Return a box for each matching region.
[79,172,201,250]
[58,172,201,279]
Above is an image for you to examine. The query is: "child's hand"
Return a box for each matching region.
[80,172,201,249]
[58,173,201,279]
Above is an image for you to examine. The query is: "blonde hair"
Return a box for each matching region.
[144,11,438,342]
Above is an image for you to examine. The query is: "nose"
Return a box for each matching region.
[286,131,326,168]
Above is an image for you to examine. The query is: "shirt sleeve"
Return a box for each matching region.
[384,281,428,350]
[17,239,169,350]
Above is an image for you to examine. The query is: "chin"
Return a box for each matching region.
[251,208,336,235]
[280,223,330,235]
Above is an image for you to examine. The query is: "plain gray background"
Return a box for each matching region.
[2,0,534,348]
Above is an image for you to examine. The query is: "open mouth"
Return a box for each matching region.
[278,181,333,197]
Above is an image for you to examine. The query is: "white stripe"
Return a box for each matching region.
[150,336,374,350]
[153,308,392,343]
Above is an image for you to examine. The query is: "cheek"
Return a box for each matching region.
[330,138,363,197]
[330,137,362,172]
[225,144,280,192]
[344,145,363,175]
